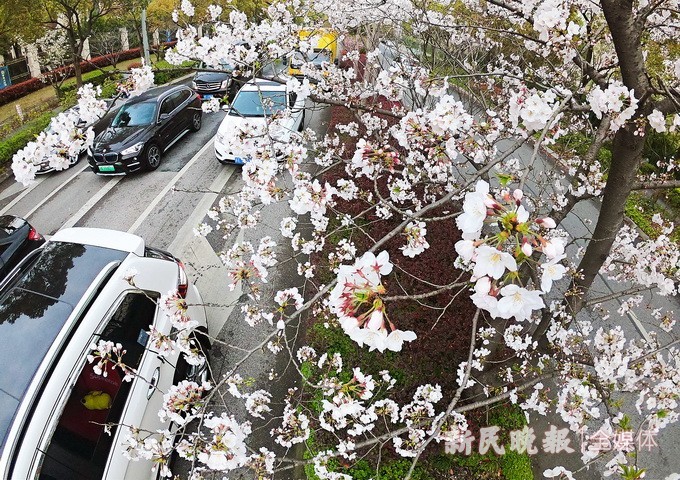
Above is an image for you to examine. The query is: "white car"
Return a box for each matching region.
[214,78,305,165]
[0,227,209,479]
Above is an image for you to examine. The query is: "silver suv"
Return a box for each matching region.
[0,228,209,479]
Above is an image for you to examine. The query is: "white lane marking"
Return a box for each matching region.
[25,164,90,219]
[59,176,123,230]
[167,165,236,254]
[0,182,24,203]
[0,176,47,216]
[127,139,215,234]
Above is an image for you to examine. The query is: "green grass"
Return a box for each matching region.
[438,404,534,480]
[0,111,55,167]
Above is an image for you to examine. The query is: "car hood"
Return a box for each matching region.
[194,71,231,83]
[93,126,149,152]
[217,114,296,137]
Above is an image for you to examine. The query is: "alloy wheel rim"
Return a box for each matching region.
[148,146,160,167]
[193,113,201,129]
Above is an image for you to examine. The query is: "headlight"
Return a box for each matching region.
[191,80,198,89]
[220,78,230,90]
[121,142,144,157]
[216,132,225,144]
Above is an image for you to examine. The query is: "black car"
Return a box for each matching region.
[0,215,44,279]
[88,85,202,175]
[192,60,235,100]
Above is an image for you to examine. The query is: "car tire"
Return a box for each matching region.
[190,111,202,132]
[142,143,162,171]
[173,328,211,385]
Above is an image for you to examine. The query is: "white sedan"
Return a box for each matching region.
[214,78,305,165]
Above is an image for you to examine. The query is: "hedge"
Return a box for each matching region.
[0,111,54,165]
[0,40,178,108]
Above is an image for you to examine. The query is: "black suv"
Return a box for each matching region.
[192,61,235,100]
[88,85,202,175]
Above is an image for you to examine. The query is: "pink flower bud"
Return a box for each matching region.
[538,217,557,229]
[521,241,533,256]
[513,189,523,201]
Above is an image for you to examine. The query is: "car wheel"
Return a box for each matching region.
[142,143,162,171]
[69,154,81,167]
[173,328,211,384]
[190,111,202,132]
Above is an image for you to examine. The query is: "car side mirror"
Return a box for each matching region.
[158,113,170,124]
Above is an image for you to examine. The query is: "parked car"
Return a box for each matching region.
[0,215,44,278]
[192,60,235,100]
[0,227,210,480]
[36,100,117,174]
[288,29,339,78]
[214,78,305,165]
[88,85,202,175]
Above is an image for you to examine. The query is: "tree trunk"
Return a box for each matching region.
[533,0,651,339]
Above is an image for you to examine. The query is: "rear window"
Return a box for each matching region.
[0,216,25,240]
[0,241,127,453]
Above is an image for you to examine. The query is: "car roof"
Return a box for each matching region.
[0,241,128,454]
[125,84,190,105]
[50,227,145,256]
[240,78,287,92]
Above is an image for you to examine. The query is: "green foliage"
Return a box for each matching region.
[346,459,426,480]
[439,404,534,480]
[0,111,54,167]
[153,59,196,85]
[624,192,680,241]
[57,70,115,99]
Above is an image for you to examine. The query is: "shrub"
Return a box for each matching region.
[0,78,45,106]
[0,111,54,166]
[127,61,143,70]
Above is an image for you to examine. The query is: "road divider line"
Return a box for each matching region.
[167,165,236,255]
[59,176,123,231]
[25,164,90,219]
[127,138,215,234]
[0,176,48,216]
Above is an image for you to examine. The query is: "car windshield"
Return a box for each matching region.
[230,90,287,117]
[199,60,234,73]
[111,102,156,127]
[311,49,331,65]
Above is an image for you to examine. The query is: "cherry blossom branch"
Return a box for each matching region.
[403,308,480,480]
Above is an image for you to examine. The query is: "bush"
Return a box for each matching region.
[0,111,54,166]
[0,78,45,107]
[57,70,114,98]
[127,61,143,70]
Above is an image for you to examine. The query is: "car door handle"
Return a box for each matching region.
[147,367,160,399]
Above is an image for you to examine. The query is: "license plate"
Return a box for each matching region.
[203,94,213,100]
[99,165,116,172]
[234,157,245,165]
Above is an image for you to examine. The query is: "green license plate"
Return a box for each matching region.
[99,165,116,172]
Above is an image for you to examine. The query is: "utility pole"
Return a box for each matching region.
[140,5,151,64]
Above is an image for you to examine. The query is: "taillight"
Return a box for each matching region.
[28,227,43,241]
[176,259,188,298]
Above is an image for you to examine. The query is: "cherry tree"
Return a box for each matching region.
[10,0,680,478]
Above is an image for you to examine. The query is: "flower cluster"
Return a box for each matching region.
[455,180,567,322]
[329,251,417,351]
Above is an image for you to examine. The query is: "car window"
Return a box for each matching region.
[230,90,288,117]
[311,49,331,65]
[173,89,192,107]
[111,102,156,127]
[159,96,175,117]
[37,291,159,480]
